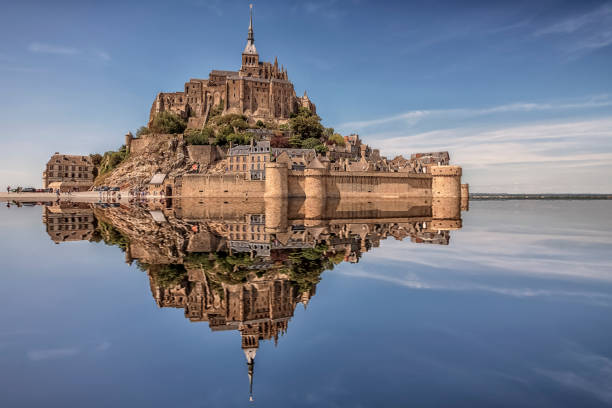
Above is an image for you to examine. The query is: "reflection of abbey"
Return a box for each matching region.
[40,195,466,400]
[149,5,315,128]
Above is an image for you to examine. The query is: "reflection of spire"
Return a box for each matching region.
[243,347,257,402]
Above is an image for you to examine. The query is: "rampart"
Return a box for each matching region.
[178,164,466,200]
[181,174,265,198]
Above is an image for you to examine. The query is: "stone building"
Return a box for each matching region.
[43,153,95,192]
[411,152,450,172]
[149,5,315,128]
[227,140,271,180]
[227,140,317,180]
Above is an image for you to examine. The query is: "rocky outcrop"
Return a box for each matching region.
[95,134,193,189]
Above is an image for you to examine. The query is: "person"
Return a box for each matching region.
[6,185,10,194]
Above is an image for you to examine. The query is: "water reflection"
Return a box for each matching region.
[40,197,464,400]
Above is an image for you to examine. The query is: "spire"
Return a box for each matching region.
[248,4,254,42]
[244,4,257,55]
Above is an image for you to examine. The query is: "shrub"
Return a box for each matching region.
[208,101,224,120]
[230,118,248,132]
[184,127,215,145]
[136,126,151,137]
[328,133,346,146]
[301,137,322,149]
[98,145,128,175]
[227,132,252,145]
[255,120,265,128]
[215,113,247,126]
[149,112,186,134]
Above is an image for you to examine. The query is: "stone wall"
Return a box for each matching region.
[179,165,464,200]
[186,145,225,166]
[130,134,178,155]
[181,174,265,198]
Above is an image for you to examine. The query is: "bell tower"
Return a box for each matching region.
[241,4,259,74]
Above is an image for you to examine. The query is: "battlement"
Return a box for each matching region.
[430,165,462,177]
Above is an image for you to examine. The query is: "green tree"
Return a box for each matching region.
[301,137,322,149]
[289,107,324,141]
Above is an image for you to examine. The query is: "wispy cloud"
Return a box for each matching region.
[534,4,612,56]
[537,346,612,404]
[27,42,111,62]
[27,347,80,361]
[339,95,612,130]
[93,50,111,62]
[28,42,78,55]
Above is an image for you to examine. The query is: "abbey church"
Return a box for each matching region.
[149,5,316,128]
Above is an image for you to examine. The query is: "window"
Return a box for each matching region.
[243,164,246,171]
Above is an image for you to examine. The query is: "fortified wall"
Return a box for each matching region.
[180,163,465,201]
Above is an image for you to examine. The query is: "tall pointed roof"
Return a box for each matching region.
[244,4,258,55]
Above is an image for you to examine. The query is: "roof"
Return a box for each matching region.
[210,70,238,76]
[48,154,93,165]
[229,140,270,156]
[307,157,326,169]
[149,173,166,185]
[271,148,315,158]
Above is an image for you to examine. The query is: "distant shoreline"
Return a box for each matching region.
[470,194,612,200]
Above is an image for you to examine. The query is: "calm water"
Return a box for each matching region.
[1,199,611,407]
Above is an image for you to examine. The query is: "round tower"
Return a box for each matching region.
[431,165,462,198]
[125,132,133,154]
[304,168,327,199]
[264,162,288,198]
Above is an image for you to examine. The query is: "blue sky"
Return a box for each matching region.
[0,0,611,192]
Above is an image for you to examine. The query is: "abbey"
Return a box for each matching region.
[149,5,315,128]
